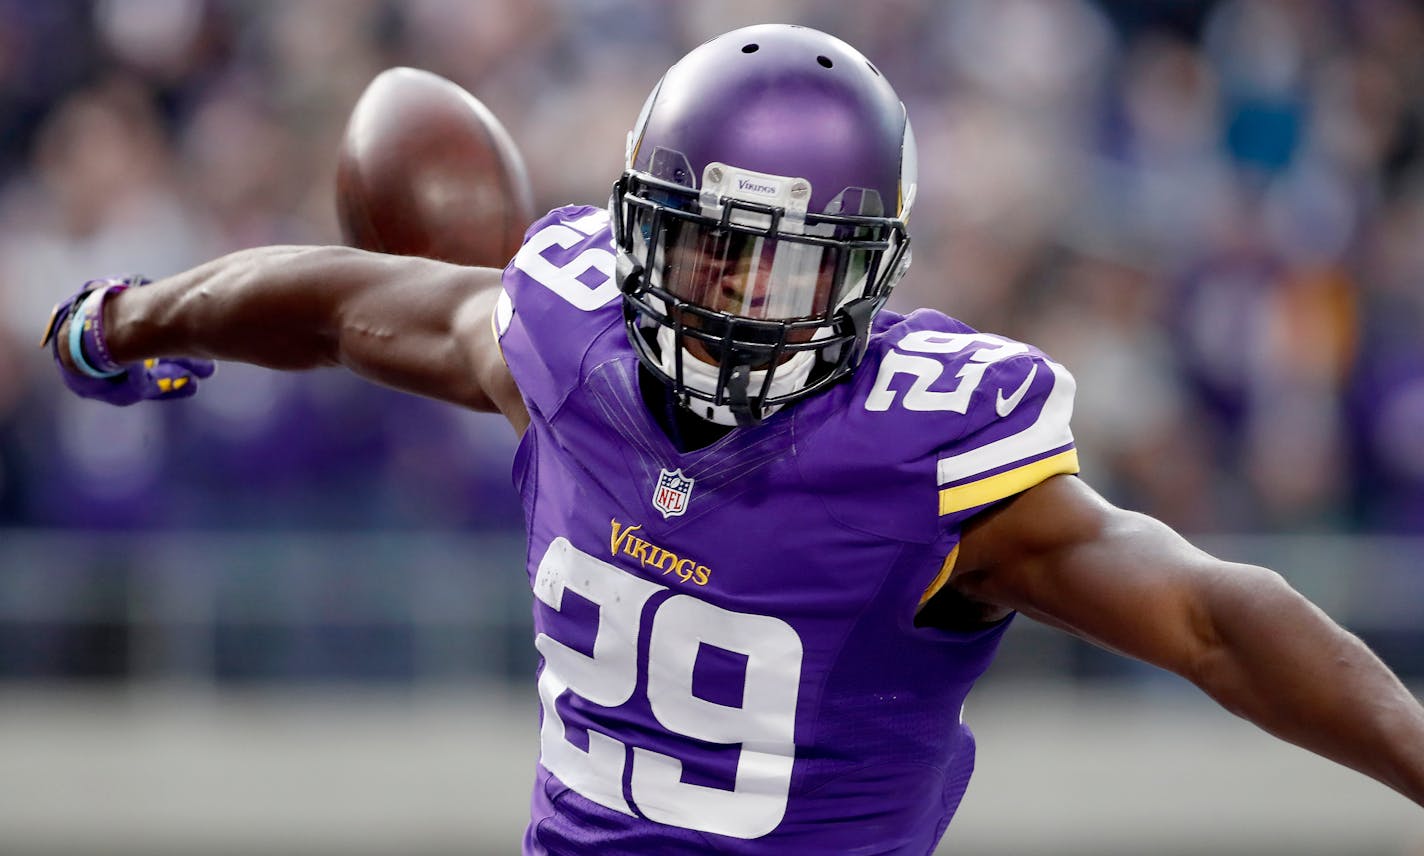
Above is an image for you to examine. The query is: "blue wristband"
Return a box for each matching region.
[67,288,125,379]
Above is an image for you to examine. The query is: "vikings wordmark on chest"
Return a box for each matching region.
[610,518,710,586]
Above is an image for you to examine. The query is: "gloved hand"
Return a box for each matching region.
[41,276,216,406]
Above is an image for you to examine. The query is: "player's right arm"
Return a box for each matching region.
[56,245,528,431]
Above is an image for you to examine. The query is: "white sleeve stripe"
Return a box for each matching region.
[936,360,1076,486]
[493,287,514,337]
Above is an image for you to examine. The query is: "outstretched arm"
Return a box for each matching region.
[950,475,1424,807]
[61,245,527,431]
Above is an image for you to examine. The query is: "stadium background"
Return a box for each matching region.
[1,0,1422,853]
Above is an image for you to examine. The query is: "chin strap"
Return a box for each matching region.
[725,363,757,426]
[654,326,815,426]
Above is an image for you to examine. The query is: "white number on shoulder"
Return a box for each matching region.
[864,330,1028,413]
[514,210,618,310]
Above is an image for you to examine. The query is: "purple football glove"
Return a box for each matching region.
[40,276,216,406]
[55,355,218,406]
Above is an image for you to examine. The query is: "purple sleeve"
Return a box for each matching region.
[933,348,1079,528]
[797,310,1079,548]
[494,205,623,419]
[856,309,1079,528]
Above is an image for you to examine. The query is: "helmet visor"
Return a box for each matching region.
[631,208,874,321]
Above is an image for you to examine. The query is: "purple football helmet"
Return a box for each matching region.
[612,24,917,425]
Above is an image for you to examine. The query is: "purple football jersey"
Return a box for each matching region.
[496,206,1079,854]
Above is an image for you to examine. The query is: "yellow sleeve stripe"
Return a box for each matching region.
[918,544,960,609]
[938,448,1079,516]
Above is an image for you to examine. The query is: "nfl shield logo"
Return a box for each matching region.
[652,468,695,519]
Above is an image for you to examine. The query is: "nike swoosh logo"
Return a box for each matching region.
[995,363,1038,417]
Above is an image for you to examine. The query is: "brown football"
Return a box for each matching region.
[336,67,535,267]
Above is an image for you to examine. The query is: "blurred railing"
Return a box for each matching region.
[2,529,1422,686]
[0,530,534,685]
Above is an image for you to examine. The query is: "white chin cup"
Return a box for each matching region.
[655,326,814,426]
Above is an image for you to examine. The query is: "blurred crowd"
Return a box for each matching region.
[2,0,1424,537]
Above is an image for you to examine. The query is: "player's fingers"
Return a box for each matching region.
[149,373,201,399]
[141,359,202,399]
[159,375,202,399]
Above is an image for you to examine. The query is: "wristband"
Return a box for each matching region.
[67,284,129,379]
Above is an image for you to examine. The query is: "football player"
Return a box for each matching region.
[40,25,1424,854]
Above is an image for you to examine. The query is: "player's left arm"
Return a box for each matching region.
[951,474,1424,807]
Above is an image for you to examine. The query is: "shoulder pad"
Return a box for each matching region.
[837,309,1079,531]
[495,205,623,418]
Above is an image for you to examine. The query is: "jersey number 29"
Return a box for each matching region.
[534,538,803,840]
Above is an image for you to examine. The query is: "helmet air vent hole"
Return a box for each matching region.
[742,43,759,53]
[817,55,833,68]
[866,60,880,76]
